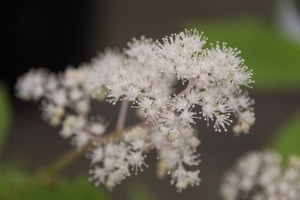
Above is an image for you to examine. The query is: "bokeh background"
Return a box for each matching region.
[1,0,300,199]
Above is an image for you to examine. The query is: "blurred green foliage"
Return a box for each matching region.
[0,165,111,200]
[0,164,31,196]
[126,177,157,200]
[187,18,300,93]
[269,111,300,158]
[0,82,12,154]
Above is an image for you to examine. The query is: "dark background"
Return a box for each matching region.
[1,0,275,92]
[1,1,300,200]
[1,0,103,92]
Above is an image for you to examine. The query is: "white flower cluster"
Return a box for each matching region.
[87,30,255,134]
[88,126,200,192]
[15,29,255,191]
[220,150,300,200]
[15,67,105,148]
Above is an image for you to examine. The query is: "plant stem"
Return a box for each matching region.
[5,123,146,199]
[4,142,92,199]
[116,100,129,131]
[8,100,140,198]
[36,141,92,184]
[36,122,148,185]
[36,78,196,181]
[174,78,195,99]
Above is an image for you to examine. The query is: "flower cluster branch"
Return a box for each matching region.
[15,29,255,191]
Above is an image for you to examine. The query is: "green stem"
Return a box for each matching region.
[5,122,150,199]
[36,141,92,185]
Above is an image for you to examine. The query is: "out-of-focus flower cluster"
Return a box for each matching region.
[15,29,255,191]
[221,150,300,200]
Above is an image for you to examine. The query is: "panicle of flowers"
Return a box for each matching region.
[15,28,255,192]
[87,124,201,192]
[88,126,150,190]
[15,66,108,149]
[220,150,300,200]
[153,33,256,134]
[87,29,255,136]
[154,124,201,192]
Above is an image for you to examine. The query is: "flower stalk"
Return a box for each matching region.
[116,100,129,132]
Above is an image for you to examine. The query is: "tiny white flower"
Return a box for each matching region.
[15,68,48,100]
[60,115,76,138]
[89,122,106,135]
[71,130,89,149]
[201,103,216,125]
[167,129,181,142]
[51,89,67,106]
[89,147,104,164]
[127,151,148,175]
[130,138,145,150]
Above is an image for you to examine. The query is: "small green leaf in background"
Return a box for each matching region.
[269,111,300,158]
[186,17,300,93]
[0,82,12,155]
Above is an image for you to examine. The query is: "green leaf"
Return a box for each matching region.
[269,111,300,158]
[0,81,12,155]
[186,18,300,93]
